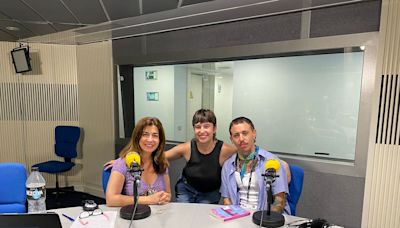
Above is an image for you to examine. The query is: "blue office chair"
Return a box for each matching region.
[0,163,27,213]
[33,125,80,198]
[287,164,304,215]
[102,168,111,194]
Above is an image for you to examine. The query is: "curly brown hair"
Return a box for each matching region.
[119,117,168,174]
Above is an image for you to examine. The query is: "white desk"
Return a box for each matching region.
[52,203,306,228]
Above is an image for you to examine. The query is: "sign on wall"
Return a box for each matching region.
[145,70,157,80]
[146,92,159,101]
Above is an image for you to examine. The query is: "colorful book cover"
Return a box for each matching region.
[210,205,251,222]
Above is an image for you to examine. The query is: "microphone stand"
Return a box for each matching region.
[252,175,285,227]
[120,166,151,221]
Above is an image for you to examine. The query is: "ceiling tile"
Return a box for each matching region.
[0,21,36,39]
[0,30,17,41]
[102,0,141,20]
[0,12,10,20]
[143,0,178,14]
[311,0,358,7]
[24,0,78,24]
[0,0,44,22]
[20,23,57,36]
[181,0,214,7]
[63,0,108,24]
[53,24,84,32]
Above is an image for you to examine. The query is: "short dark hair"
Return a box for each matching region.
[192,109,217,127]
[229,116,255,135]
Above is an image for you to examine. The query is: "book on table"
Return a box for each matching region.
[210,205,251,222]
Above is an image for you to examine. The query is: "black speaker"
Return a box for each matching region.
[11,47,32,73]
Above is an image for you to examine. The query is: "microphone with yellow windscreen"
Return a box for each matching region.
[120,151,151,220]
[125,152,142,183]
[265,159,280,172]
[125,151,141,168]
[264,159,280,184]
[252,159,285,227]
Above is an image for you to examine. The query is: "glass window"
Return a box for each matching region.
[119,48,364,161]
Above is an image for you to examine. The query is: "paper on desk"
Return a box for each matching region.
[71,211,117,228]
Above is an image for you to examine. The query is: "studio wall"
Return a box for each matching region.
[112,1,381,227]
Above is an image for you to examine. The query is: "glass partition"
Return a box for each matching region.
[124,48,364,161]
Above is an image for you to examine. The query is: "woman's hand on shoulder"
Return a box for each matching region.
[103,159,116,170]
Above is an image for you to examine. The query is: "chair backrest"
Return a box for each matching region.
[54,125,80,160]
[102,168,111,194]
[287,164,304,216]
[0,163,27,213]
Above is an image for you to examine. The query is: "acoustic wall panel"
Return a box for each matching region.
[363,0,400,227]
[0,41,82,189]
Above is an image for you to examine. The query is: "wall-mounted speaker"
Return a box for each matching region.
[11,47,32,73]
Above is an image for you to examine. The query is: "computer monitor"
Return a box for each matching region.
[0,213,62,228]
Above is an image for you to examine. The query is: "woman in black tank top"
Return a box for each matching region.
[168,109,236,204]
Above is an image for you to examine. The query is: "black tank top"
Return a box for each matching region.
[182,139,223,192]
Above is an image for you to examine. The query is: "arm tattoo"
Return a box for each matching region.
[271,193,286,213]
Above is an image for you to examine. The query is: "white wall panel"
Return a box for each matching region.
[77,41,115,197]
[363,0,400,227]
[0,41,81,189]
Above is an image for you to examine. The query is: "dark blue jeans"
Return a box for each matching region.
[175,177,221,204]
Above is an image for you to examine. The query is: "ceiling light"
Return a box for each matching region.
[6,26,20,31]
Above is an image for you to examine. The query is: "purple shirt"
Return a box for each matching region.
[112,157,168,196]
[220,148,291,214]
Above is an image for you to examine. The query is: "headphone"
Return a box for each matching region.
[298,218,330,228]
